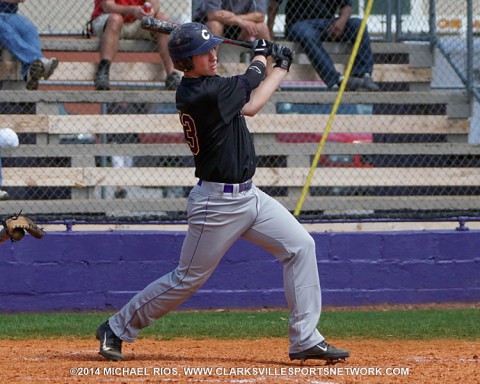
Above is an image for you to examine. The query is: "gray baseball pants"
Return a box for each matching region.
[109,181,324,353]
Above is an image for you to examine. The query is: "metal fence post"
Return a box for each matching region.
[466,0,474,100]
[386,0,393,42]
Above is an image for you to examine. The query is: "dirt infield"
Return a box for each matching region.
[1,338,478,383]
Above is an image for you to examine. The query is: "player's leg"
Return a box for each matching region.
[107,185,258,343]
[241,187,322,351]
[241,187,349,362]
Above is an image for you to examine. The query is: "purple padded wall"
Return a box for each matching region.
[0,229,478,311]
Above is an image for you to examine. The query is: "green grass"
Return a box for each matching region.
[0,308,478,340]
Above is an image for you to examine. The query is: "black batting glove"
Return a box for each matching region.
[271,43,294,61]
[271,43,295,71]
[251,39,273,58]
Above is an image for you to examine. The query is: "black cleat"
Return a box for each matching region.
[289,341,349,364]
[96,321,124,361]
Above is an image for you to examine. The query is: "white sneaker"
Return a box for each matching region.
[41,57,59,80]
[0,190,9,200]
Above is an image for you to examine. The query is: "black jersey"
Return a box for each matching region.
[176,71,259,184]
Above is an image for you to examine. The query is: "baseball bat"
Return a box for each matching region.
[141,17,253,49]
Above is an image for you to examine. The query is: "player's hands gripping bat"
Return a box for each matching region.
[141,17,254,49]
[251,39,273,58]
[0,212,45,243]
[271,43,295,72]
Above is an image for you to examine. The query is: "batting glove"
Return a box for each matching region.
[271,43,295,71]
[251,39,273,58]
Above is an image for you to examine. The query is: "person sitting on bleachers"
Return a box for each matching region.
[90,0,180,90]
[0,0,58,90]
[193,0,271,45]
[267,0,379,91]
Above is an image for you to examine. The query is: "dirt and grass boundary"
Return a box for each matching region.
[1,306,479,383]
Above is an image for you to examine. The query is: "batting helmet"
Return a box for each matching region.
[168,22,223,62]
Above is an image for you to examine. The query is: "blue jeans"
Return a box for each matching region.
[0,13,42,79]
[287,18,374,88]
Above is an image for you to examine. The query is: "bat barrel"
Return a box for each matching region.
[141,17,253,49]
[141,17,178,34]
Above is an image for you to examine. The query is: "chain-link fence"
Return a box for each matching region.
[0,0,478,223]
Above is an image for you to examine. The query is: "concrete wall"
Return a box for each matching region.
[0,229,479,312]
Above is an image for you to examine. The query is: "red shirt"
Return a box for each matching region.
[91,0,147,23]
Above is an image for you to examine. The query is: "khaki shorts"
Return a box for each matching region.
[92,14,154,39]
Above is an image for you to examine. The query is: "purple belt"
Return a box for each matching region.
[198,180,253,193]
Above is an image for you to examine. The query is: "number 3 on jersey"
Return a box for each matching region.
[180,113,199,155]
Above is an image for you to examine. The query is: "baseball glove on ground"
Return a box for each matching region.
[0,212,45,243]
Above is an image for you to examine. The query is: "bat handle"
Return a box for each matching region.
[222,38,253,49]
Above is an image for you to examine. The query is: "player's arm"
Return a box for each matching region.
[242,65,286,117]
[242,43,293,116]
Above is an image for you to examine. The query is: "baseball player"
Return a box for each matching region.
[96,22,349,364]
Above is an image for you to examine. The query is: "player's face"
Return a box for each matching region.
[189,49,218,77]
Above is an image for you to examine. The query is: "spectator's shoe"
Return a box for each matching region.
[361,73,380,91]
[41,57,59,80]
[26,59,45,90]
[165,72,181,90]
[0,189,9,200]
[94,66,110,90]
[289,341,350,363]
[342,76,365,91]
[96,321,124,361]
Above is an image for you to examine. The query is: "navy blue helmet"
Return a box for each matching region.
[168,22,223,61]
